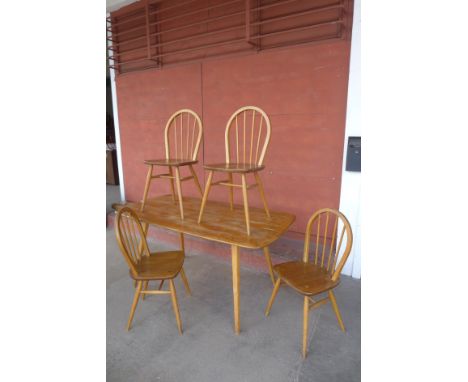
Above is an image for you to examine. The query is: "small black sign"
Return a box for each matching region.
[345,136,361,172]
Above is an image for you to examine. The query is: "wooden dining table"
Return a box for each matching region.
[112,194,295,334]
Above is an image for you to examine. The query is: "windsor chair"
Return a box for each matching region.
[264,208,353,358]
[141,109,203,220]
[115,207,192,334]
[198,106,271,235]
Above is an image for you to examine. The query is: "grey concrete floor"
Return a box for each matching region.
[107,229,361,382]
[107,184,121,214]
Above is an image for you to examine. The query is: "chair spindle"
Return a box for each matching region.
[250,110,255,164]
[321,212,330,267]
[243,111,246,163]
[234,116,237,163]
[331,226,346,275]
[314,215,321,264]
[327,217,339,272]
[255,117,263,164]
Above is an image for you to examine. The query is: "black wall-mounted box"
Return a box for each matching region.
[345,136,361,172]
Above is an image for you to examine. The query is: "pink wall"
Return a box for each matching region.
[116,40,351,234]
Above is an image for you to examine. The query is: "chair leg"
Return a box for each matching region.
[263,247,276,285]
[142,281,149,300]
[328,290,346,332]
[303,296,310,358]
[241,174,251,235]
[265,277,281,316]
[168,166,177,203]
[228,173,234,210]
[127,281,142,331]
[179,267,192,296]
[141,165,153,211]
[176,232,191,291]
[158,280,165,290]
[169,279,183,334]
[198,170,214,223]
[179,232,185,253]
[174,167,184,220]
[189,165,203,197]
[254,172,271,218]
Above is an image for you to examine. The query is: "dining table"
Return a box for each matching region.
[113,194,295,334]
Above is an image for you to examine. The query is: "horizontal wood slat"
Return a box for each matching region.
[108,0,350,74]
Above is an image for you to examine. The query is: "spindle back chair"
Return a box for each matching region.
[198,106,272,236]
[225,106,271,166]
[115,207,151,276]
[165,109,203,161]
[264,208,353,358]
[141,109,204,219]
[115,207,192,334]
[303,208,353,281]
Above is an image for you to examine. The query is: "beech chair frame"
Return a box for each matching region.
[115,207,192,334]
[141,109,204,219]
[264,208,353,358]
[198,106,272,235]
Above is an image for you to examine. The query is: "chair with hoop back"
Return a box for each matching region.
[141,109,203,219]
[264,208,353,358]
[115,207,192,334]
[197,106,271,235]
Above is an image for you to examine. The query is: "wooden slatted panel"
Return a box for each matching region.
[108,0,351,74]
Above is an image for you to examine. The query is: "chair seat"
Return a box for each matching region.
[203,162,265,173]
[131,250,184,280]
[274,261,340,296]
[144,158,197,167]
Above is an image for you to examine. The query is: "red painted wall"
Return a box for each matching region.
[116,40,351,234]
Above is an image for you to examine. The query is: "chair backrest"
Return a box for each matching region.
[164,109,203,161]
[115,207,151,275]
[224,106,271,166]
[303,208,353,281]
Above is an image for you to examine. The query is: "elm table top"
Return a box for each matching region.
[112,195,295,249]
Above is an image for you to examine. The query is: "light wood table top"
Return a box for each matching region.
[112,195,295,249]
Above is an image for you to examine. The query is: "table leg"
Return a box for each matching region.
[231,244,240,334]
